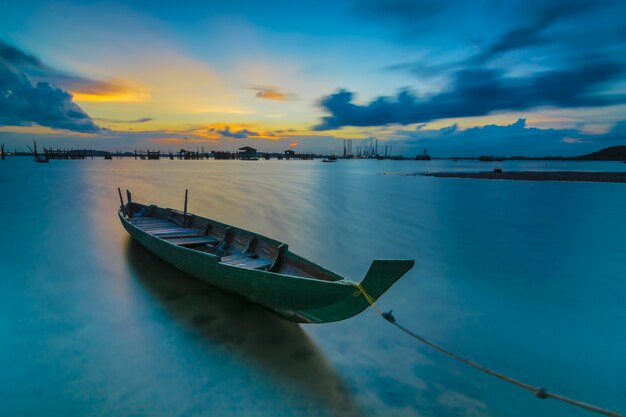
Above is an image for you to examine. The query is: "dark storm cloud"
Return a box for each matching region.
[314,59,626,130]
[0,40,101,132]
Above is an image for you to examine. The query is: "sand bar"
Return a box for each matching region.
[423,171,626,183]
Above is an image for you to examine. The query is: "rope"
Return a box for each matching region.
[348,282,623,417]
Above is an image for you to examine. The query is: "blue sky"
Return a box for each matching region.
[1,0,625,156]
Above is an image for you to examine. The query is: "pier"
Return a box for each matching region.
[5,142,326,162]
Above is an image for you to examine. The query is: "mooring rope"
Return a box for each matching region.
[349,282,623,417]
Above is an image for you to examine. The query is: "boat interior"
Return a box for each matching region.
[123,202,342,281]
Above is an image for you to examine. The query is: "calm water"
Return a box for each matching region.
[1,158,625,417]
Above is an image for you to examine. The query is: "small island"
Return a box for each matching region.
[420,146,626,183]
[423,171,626,183]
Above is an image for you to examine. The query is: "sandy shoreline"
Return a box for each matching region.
[422,171,626,183]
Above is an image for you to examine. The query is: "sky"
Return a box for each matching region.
[1,0,625,156]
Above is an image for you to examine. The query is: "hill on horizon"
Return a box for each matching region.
[575,145,626,161]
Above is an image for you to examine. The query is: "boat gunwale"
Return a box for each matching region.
[119,208,351,285]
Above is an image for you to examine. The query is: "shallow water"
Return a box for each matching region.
[1,157,625,417]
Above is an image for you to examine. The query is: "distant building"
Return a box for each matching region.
[238,146,257,154]
[284,150,295,156]
[237,146,259,160]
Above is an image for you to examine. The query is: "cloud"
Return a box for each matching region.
[94,117,153,124]
[313,59,626,130]
[209,126,259,139]
[471,0,615,64]
[440,124,458,135]
[0,41,43,67]
[562,137,587,143]
[390,117,626,157]
[252,86,291,101]
[0,42,101,132]
[64,78,150,103]
[1,40,147,104]
[379,0,625,84]
[288,142,299,147]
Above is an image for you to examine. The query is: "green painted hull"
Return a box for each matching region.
[119,209,414,323]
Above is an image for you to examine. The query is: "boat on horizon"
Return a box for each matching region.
[415,149,431,161]
[118,190,414,323]
[27,140,48,163]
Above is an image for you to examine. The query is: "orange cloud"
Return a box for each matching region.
[288,142,299,147]
[70,80,150,103]
[252,86,291,101]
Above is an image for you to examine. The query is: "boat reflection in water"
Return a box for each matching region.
[125,239,363,417]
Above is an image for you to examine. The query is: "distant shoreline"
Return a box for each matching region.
[423,171,626,183]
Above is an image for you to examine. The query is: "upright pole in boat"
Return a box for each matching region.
[126,189,132,204]
[117,187,127,216]
[183,189,188,217]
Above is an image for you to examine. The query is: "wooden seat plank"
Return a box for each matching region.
[167,236,219,247]
[146,227,195,235]
[130,218,168,224]
[136,224,175,230]
[220,252,254,263]
[159,233,206,239]
[222,257,272,270]
[137,222,177,229]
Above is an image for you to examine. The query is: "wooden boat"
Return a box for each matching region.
[415,149,431,161]
[28,140,48,163]
[118,190,414,323]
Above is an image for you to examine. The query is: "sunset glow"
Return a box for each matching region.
[1,0,625,156]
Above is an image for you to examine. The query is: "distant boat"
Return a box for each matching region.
[322,155,337,162]
[28,140,48,163]
[415,149,431,160]
[118,192,414,323]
